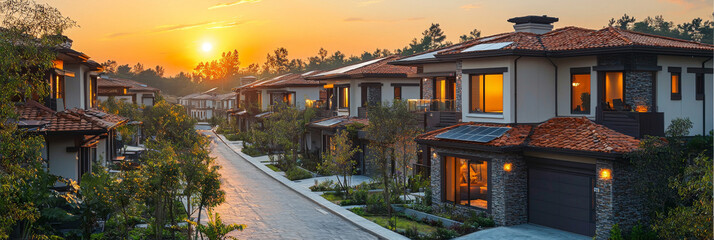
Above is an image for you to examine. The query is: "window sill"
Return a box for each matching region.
[465,113,504,119]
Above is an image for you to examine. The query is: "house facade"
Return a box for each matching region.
[97,76,160,106]
[16,43,128,184]
[233,71,325,131]
[306,56,420,118]
[390,15,714,239]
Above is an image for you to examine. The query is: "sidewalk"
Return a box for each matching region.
[213,132,408,240]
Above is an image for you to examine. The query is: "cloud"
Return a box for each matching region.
[460,4,481,10]
[208,0,262,10]
[342,17,424,23]
[102,19,249,40]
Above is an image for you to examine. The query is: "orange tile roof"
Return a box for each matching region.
[394,26,714,63]
[16,101,128,133]
[99,77,160,92]
[258,70,325,88]
[308,55,416,80]
[528,117,641,153]
[416,117,640,155]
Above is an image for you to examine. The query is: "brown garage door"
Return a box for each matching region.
[528,159,596,237]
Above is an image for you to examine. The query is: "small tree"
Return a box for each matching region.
[319,130,361,195]
[188,209,245,240]
[365,100,419,224]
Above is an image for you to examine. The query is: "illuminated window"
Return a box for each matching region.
[604,72,624,110]
[671,72,681,100]
[571,73,591,114]
[394,86,402,100]
[339,86,349,109]
[282,93,294,106]
[444,156,489,209]
[434,77,455,100]
[469,74,503,113]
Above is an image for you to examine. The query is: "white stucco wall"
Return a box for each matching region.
[328,78,420,117]
[286,86,322,109]
[553,56,598,119]
[461,57,514,124]
[63,63,88,110]
[514,57,557,123]
[96,138,108,167]
[657,55,713,136]
[47,136,78,181]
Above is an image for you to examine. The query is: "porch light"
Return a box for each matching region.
[503,163,512,172]
[600,169,612,180]
[432,152,438,159]
[572,82,580,87]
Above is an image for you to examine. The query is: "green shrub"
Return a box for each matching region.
[628,224,657,240]
[404,225,421,239]
[365,193,387,214]
[610,224,624,240]
[428,228,459,240]
[349,187,368,205]
[266,164,281,172]
[349,207,366,216]
[242,145,265,157]
[285,167,313,181]
[225,134,241,141]
[309,179,336,192]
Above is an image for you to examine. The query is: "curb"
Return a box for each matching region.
[212,131,408,240]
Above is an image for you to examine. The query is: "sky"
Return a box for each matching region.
[38,0,713,76]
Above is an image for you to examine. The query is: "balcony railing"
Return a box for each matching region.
[407,99,457,112]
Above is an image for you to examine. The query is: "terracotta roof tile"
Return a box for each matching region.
[259,70,325,88]
[309,56,416,80]
[528,117,640,153]
[16,101,128,133]
[416,117,640,154]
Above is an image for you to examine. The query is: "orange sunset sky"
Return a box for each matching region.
[39,0,712,76]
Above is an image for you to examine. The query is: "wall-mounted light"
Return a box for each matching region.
[600,169,612,180]
[432,152,438,159]
[503,163,512,172]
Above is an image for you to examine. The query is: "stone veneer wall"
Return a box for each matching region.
[429,147,527,226]
[454,60,463,112]
[422,78,433,100]
[595,159,614,240]
[612,161,647,233]
[624,71,654,111]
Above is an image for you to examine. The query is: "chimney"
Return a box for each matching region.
[508,15,559,34]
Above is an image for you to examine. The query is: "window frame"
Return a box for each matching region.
[602,71,626,110]
[695,73,704,101]
[669,67,682,100]
[337,85,350,109]
[440,154,492,212]
[570,67,592,114]
[393,86,402,100]
[468,73,504,114]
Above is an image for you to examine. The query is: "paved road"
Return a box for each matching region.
[206,132,377,240]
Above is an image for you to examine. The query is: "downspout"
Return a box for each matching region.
[513,56,522,123]
[701,57,712,135]
[538,35,558,117]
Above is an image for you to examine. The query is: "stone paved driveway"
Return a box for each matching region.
[206,133,377,240]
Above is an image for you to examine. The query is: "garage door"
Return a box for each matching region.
[528,160,596,237]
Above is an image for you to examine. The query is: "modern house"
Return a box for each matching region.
[233,71,325,131]
[306,56,419,118]
[15,43,128,184]
[304,116,371,175]
[97,76,160,106]
[390,15,713,239]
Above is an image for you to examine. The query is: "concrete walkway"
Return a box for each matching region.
[212,131,408,240]
[455,224,591,240]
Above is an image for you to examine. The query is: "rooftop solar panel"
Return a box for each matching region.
[314,118,343,127]
[435,125,510,143]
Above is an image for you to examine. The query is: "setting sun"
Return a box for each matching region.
[201,42,213,52]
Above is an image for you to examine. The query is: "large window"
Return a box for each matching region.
[571,73,591,114]
[469,74,503,113]
[444,156,489,209]
[283,92,294,106]
[339,86,349,109]
[671,72,681,100]
[604,72,624,110]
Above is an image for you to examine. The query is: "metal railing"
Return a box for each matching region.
[407,99,457,112]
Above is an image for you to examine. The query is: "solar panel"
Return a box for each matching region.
[314,118,343,127]
[435,125,510,143]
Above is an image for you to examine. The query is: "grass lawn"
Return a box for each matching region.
[266,164,281,172]
[320,192,346,204]
[363,215,438,235]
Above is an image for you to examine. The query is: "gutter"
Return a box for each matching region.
[701,57,712,135]
[513,56,522,123]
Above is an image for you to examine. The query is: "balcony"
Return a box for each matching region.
[596,107,664,138]
[407,99,456,112]
[408,99,461,130]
